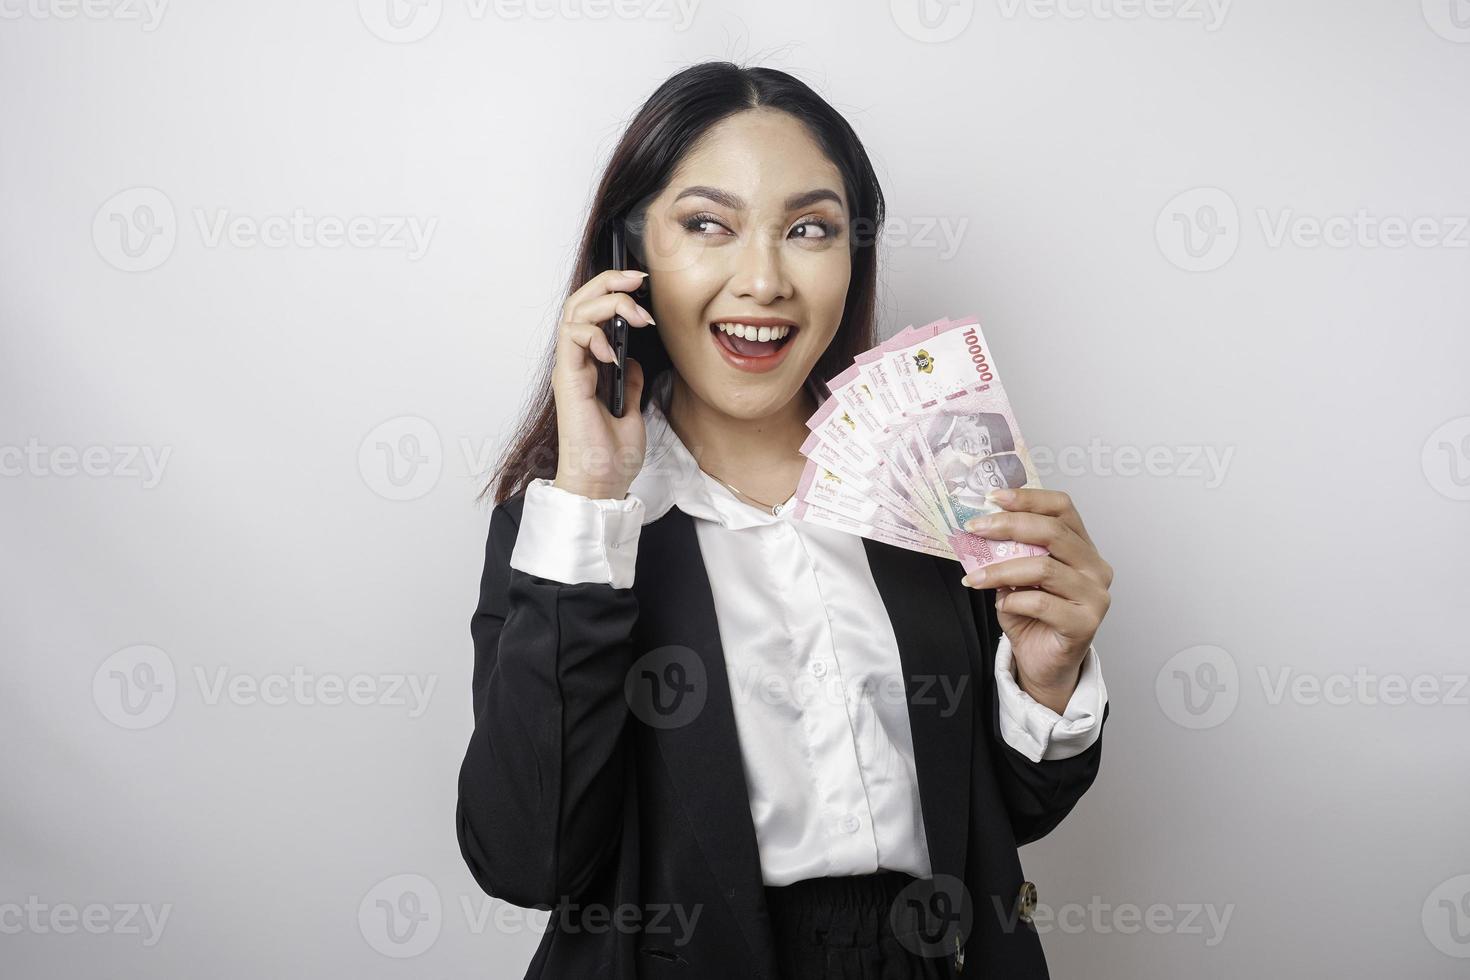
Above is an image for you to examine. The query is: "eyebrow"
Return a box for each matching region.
[672,185,846,213]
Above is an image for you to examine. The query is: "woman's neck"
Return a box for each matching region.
[666,373,814,504]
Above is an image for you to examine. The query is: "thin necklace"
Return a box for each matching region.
[704,471,792,515]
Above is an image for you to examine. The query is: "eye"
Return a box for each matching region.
[681,212,731,237]
[791,216,837,240]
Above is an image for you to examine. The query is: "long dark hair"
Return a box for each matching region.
[485,61,886,504]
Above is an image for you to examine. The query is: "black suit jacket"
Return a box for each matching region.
[456,489,1108,979]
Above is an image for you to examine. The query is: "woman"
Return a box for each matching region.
[457,62,1113,979]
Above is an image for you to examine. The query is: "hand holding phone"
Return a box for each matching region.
[548,225,654,501]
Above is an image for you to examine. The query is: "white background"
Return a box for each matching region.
[3,1,1469,977]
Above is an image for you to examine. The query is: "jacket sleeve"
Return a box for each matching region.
[971,584,1109,847]
[455,493,642,908]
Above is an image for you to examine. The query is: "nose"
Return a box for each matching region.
[727,227,793,305]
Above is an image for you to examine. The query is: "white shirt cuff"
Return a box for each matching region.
[507,478,645,589]
[995,634,1108,764]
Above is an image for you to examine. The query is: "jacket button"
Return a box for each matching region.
[1017,880,1037,924]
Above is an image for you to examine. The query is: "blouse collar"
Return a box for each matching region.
[629,369,820,531]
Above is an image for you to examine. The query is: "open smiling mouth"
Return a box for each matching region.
[709,321,799,359]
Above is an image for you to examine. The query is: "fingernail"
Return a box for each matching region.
[969,516,993,533]
[964,569,987,587]
[636,305,655,324]
[624,270,649,278]
[987,489,1015,505]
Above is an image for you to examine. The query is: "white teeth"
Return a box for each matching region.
[715,322,792,341]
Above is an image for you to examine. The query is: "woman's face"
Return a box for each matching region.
[637,108,853,421]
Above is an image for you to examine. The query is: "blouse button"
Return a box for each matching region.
[811,661,829,678]
[840,814,860,834]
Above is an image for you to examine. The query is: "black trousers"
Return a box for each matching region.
[763,871,957,980]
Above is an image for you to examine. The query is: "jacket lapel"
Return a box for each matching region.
[633,508,777,973]
[862,537,974,887]
[630,508,975,974]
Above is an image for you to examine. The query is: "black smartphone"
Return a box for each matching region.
[595,227,633,418]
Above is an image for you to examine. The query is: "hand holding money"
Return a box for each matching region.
[962,486,1113,709]
[792,315,1113,708]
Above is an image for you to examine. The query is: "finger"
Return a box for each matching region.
[564,273,654,324]
[962,511,1098,572]
[565,268,649,308]
[565,291,656,333]
[554,322,617,385]
[985,488,1092,545]
[992,586,1099,640]
[961,554,1103,605]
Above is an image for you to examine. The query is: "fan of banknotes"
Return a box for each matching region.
[793,315,1050,575]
